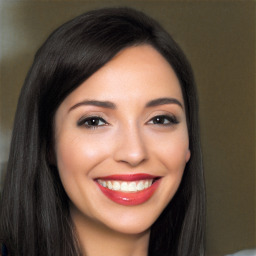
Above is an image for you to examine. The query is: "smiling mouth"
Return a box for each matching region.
[95,174,161,206]
[97,179,154,192]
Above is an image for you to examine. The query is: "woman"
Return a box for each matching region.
[0,7,205,256]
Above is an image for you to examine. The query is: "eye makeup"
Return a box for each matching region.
[147,114,179,126]
[77,115,109,129]
[76,113,179,131]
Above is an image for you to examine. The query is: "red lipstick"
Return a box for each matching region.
[95,174,161,206]
[97,173,157,181]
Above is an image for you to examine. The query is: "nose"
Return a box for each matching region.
[113,124,148,167]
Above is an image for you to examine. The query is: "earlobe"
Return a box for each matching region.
[185,149,191,163]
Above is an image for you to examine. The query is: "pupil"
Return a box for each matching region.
[154,117,163,124]
[90,118,98,125]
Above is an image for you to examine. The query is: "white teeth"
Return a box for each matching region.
[120,182,128,191]
[113,181,120,191]
[137,181,144,191]
[128,182,137,192]
[98,179,154,192]
[107,181,112,190]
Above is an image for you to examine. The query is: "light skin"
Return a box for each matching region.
[54,45,190,256]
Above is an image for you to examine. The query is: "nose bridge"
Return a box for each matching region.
[114,121,148,166]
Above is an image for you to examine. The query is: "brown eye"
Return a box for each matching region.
[77,116,108,129]
[148,115,179,125]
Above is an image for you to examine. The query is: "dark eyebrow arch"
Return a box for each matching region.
[69,100,116,112]
[146,97,183,109]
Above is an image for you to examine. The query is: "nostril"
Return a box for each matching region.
[114,148,148,167]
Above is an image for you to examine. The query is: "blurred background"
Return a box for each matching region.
[0,1,255,255]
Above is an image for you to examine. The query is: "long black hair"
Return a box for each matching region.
[0,7,205,256]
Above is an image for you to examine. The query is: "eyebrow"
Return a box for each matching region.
[69,100,116,112]
[69,97,183,112]
[145,97,183,109]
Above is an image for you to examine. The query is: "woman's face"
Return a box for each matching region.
[54,45,190,235]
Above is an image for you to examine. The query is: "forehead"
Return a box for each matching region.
[61,45,184,108]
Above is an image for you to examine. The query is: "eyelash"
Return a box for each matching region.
[77,116,109,129]
[77,114,179,129]
[148,115,179,126]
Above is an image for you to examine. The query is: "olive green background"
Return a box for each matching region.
[0,1,255,255]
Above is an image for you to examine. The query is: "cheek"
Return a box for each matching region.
[152,131,190,173]
[55,131,113,179]
[54,131,115,211]
[147,131,190,213]
[160,145,188,180]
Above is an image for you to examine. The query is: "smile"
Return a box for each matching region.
[97,179,153,192]
[95,174,161,206]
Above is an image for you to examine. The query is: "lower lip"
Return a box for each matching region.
[96,179,161,206]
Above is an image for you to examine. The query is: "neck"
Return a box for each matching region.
[71,208,150,256]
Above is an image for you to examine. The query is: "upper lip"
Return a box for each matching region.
[94,173,161,181]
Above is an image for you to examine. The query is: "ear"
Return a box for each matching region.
[185,149,191,163]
